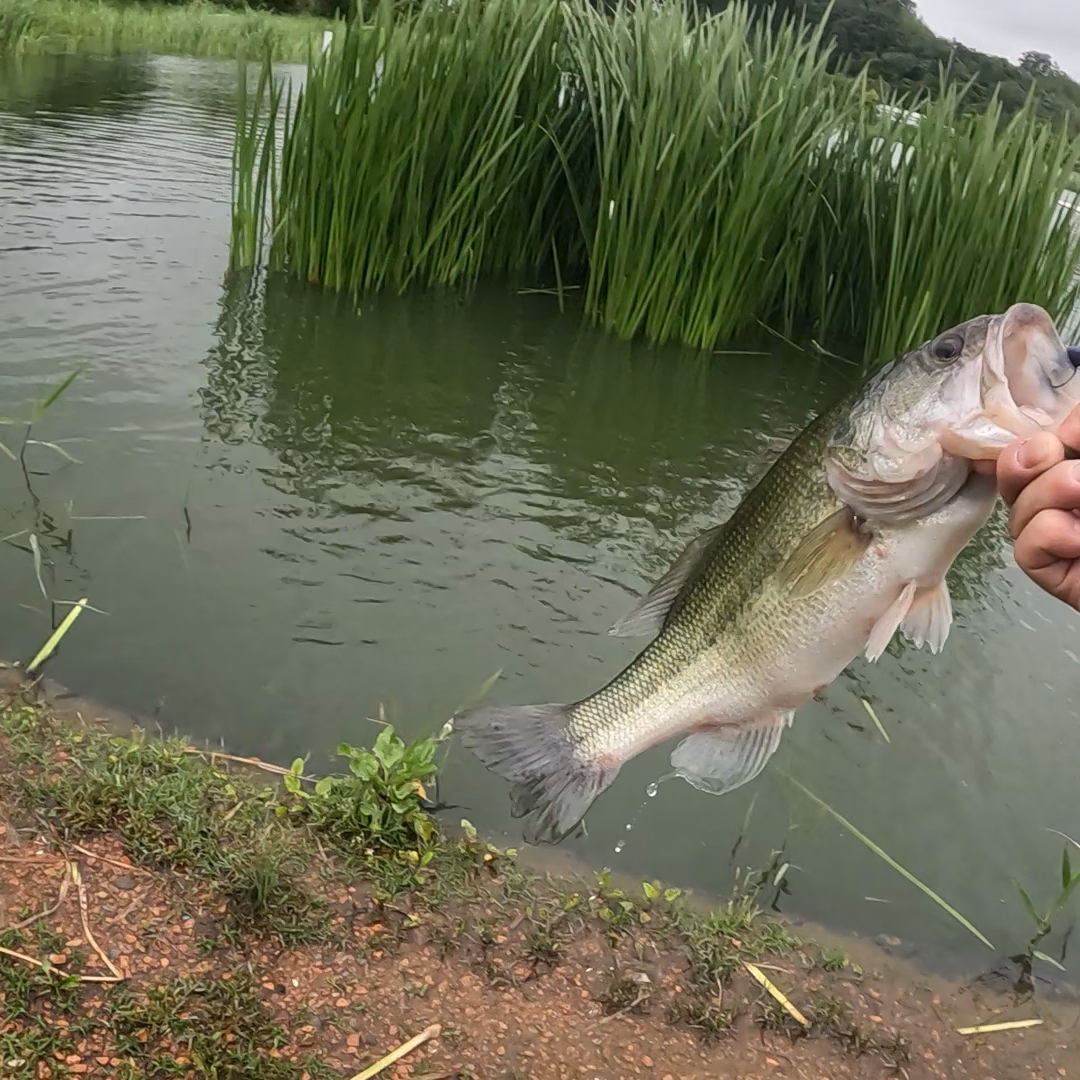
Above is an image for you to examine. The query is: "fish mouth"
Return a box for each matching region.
[982,302,1077,438]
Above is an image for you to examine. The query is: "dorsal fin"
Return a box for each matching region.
[609,520,728,638]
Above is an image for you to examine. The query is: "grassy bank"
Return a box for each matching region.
[1,676,1071,1079]
[231,0,1080,362]
[0,0,331,63]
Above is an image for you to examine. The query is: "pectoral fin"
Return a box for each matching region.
[610,521,728,638]
[865,580,916,662]
[779,507,870,599]
[900,578,953,653]
[670,711,794,796]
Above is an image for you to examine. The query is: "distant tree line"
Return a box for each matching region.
[705,0,1080,135]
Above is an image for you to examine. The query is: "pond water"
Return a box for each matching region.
[2,52,1079,982]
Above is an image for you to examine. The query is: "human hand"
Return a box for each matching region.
[994,402,1080,611]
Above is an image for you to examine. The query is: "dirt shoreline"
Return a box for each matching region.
[0,669,1077,1080]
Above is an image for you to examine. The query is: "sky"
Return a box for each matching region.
[915,0,1080,80]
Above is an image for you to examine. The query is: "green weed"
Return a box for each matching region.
[817,946,848,972]
[1013,841,1080,979]
[0,0,329,63]
[284,724,437,867]
[107,973,335,1079]
[666,995,735,1040]
[679,897,800,990]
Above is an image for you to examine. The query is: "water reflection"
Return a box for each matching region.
[0,52,155,117]
[198,276,1007,603]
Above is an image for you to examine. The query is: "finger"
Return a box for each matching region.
[1009,460,1080,539]
[1055,400,1080,456]
[1013,510,1080,599]
[997,431,1064,508]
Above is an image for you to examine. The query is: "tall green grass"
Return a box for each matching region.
[236,0,578,291]
[232,0,1080,361]
[0,0,330,63]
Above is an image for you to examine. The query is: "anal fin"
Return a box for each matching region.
[670,710,794,796]
[865,580,916,662]
[611,520,728,638]
[900,578,953,653]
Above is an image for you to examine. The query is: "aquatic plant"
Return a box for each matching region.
[1013,837,1080,978]
[235,0,575,292]
[780,81,1080,362]
[231,0,1080,361]
[0,0,330,64]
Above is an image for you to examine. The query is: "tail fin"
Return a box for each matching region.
[454,703,619,845]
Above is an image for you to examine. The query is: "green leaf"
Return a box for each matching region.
[1032,949,1067,972]
[642,881,660,901]
[1056,868,1080,911]
[348,756,376,781]
[1064,847,1073,893]
[1016,884,1040,924]
[663,887,682,903]
[314,776,333,797]
[32,368,80,420]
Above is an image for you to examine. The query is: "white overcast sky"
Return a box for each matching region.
[915,0,1080,79]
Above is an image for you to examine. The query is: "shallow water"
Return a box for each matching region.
[2,52,1079,981]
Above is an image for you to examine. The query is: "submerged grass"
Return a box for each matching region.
[232,0,1080,362]
[0,0,330,63]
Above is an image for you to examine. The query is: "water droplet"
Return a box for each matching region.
[624,823,632,831]
[614,839,625,854]
[646,782,658,797]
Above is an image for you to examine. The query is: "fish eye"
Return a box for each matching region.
[930,334,963,363]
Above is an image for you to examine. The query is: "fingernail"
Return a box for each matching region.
[1072,461,1080,484]
[1017,438,1042,468]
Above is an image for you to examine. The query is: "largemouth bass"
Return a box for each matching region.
[456,303,1080,844]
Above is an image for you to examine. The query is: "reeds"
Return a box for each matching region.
[231,0,1080,361]
[0,0,330,64]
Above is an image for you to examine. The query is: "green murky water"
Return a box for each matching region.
[2,52,1079,981]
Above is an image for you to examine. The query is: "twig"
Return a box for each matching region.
[66,844,148,875]
[0,945,121,982]
[745,961,808,1028]
[182,746,312,780]
[72,863,123,981]
[957,1019,1043,1035]
[347,1023,441,1080]
[27,599,88,674]
[2,873,70,933]
[595,988,651,1026]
